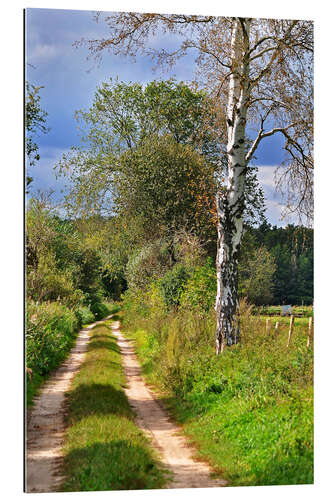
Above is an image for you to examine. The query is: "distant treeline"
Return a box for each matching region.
[240,222,313,306]
[26,196,313,313]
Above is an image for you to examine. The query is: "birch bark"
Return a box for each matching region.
[215,19,250,353]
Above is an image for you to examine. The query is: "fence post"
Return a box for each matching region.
[287,315,294,347]
[275,321,279,332]
[307,317,313,348]
[266,318,270,333]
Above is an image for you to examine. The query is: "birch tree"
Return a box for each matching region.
[76,12,313,353]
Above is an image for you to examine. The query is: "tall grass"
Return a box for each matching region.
[122,292,313,486]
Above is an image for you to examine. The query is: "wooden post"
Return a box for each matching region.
[307,317,313,348]
[287,315,294,347]
[266,318,270,333]
[275,321,279,332]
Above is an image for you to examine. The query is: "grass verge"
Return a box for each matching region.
[122,307,313,487]
[60,318,168,492]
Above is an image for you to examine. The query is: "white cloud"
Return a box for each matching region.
[265,199,297,227]
[27,146,72,202]
[256,164,278,189]
[256,164,298,226]
[29,43,59,64]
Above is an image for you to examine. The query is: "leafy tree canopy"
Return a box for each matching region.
[57,78,266,228]
[25,83,49,186]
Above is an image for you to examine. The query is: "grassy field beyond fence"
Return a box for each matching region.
[253,305,313,317]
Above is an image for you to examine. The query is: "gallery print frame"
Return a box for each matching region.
[2,0,326,500]
[25,1,314,494]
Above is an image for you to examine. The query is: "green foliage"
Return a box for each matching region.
[56,79,221,219]
[25,82,49,186]
[125,240,171,290]
[238,224,313,306]
[180,257,216,311]
[122,288,151,319]
[90,300,111,320]
[25,198,118,406]
[26,301,80,405]
[158,264,190,309]
[56,78,265,240]
[84,78,221,156]
[74,306,95,326]
[26,299,116,406]
[26,198,114,311]
[115,134,216,239]
[27,251,84,306]
[239,246,276,305]
[61,320,168,491]
[246,223,314,305]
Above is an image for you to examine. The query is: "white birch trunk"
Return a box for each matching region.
[215,19,250,354]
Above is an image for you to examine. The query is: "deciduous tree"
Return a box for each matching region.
[25,83,49,187]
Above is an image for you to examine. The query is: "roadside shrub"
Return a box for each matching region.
[180,257,216,311]
[158,264,191,309]
[90,301,111,320]
[27,252,84,307]
[122,287,150,318]
[83,289,112,320]
[74,305,95,326]
[26,301,79,379]
[125,240,171,290]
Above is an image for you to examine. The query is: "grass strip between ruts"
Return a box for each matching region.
[60,318,169,491]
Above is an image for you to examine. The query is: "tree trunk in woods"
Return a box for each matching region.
[215,19,249,354]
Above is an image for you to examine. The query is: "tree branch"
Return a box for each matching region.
[246,122,296,164]
[249,20,299,89]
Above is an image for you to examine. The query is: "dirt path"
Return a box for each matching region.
[112,321,227,489]
[25,315,113,493]
[26,316,227,492]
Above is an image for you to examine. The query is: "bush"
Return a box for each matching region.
[27,252,84,307]
[74,305,95,326]
[82,289,113,320]
[90,301,111,320]
[158,264,190,309]
[180,257,216,311]
[26,301,80,380]
[125,240,171,291]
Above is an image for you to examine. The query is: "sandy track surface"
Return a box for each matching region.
[112,321,227,489]
[25,315,113,493]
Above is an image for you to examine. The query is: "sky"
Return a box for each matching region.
[26,7,296,226]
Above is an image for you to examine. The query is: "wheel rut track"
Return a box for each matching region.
[25,315,114,493]
[112,321,227,489]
